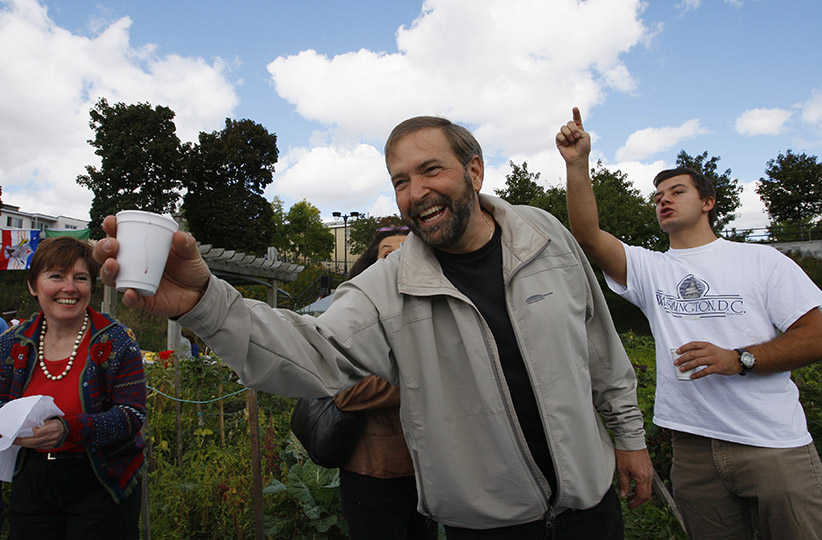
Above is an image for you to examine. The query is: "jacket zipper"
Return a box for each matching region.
[474,305,555,516]
[500,237,560,514]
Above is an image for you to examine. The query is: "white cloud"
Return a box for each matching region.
[676,0,701,14]
[0,0,238,220]
[616,119,708,161]
[267,0,651,217]
[735,108,792,136]
[270,144,389,214]
[611,159,671,198]
[601,64,638,94]
[800,89,822,125]
[268,0,649,158]
[727,181,769,232]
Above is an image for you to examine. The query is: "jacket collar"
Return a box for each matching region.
[14,307,116,346]
[396,194,552,293]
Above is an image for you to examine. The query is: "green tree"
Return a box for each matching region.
[588,163,662,249]
[495,161,545,205]
[268,196,290,255]
[530,186,569,225]
[756,150,822,240]
[77,98,183,238]
[182,119,278,255]
[349,215,405,255]
[499,161,662,249]
[282,200,334,261]
[675,150,742,232]
[495,159,567,224]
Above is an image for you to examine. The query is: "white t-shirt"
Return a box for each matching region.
[605,238,822,448]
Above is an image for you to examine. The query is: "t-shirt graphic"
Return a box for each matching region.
[655,274,744,320]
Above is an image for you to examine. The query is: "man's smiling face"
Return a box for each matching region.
[387,127,482,252]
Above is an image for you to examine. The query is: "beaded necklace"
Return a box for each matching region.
[38,312,89,381]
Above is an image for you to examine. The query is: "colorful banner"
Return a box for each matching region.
[1,230,40,270]
[45,229,90,240]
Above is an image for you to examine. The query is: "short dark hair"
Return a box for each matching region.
[653,167,717,227]
[347,226,410,279]
[384,116,483,169]
[27,236,99,294]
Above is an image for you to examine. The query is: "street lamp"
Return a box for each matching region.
[332,211,360,273]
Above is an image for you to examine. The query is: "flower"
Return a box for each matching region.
[157,350,175,368]
[90,342,113,366]
[10,344,28,370]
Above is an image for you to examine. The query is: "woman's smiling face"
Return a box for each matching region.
[28,257,92,325]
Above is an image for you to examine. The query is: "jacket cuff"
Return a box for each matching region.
[56,416,71,446]
[613,431,647,452]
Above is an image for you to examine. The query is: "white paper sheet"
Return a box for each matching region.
[0,395,64,482]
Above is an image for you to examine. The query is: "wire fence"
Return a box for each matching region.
[719,223,822,242]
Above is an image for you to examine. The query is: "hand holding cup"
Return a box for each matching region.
[94,212,211,318]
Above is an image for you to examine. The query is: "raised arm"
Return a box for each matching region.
[556,107,627,286]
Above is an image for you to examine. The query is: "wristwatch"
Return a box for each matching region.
[735,348,756,376]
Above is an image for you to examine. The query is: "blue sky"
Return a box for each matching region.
[2,0,820,233]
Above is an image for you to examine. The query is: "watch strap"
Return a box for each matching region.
[735,348,753,376]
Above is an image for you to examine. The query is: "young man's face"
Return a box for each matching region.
[387,127,482,252]
[653,174,714,234]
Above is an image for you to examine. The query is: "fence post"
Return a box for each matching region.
[141,420,152,540]
[247,388,265,540]
[173,354,183,467]
[102,285,117,316]
[652,468,686,534]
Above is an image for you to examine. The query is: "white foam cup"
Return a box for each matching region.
[114,210,178,295]
[671,348,697,381]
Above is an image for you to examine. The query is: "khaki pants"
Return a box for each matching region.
[671,431,822,540]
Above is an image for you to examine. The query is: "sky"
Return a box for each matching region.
[1,0,821,234]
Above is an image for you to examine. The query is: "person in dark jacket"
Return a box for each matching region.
[0,236,146,540]
[334,225,438,540]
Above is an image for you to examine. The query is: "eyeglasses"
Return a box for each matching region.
[376,226,410,233]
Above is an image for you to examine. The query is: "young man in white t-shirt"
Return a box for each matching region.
[557,107,822,539]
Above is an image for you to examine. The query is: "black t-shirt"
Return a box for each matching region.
[436,223,558,499]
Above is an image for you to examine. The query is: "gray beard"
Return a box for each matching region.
[405,172,475,249]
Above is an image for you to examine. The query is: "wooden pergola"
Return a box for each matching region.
[102,244,305,318]
[102,243,304,540]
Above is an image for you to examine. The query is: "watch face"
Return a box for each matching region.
[741,351,756,369]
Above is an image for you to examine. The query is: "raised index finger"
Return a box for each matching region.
[572,107,584,129]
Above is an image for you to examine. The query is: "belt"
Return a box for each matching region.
[31,450,87,460]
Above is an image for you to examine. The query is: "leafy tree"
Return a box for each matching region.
[675,150,742,232]
[349,215,405,256]
[756,150,822,240]
[588,163,662,249]
[182,119,278,255]
[495,161,545,205]
[77,98,183,238]
[268,196,290,256]
[495,160,567,224]
[498,160,661,249]
[282,200,334,262]
[530,186,569,225]
[765,220,822,243]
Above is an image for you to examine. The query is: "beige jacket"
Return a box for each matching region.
[179,195,646,528]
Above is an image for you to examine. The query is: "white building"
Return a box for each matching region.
[1,201,88,232]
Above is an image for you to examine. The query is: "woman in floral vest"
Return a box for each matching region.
[0,236,146,540]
